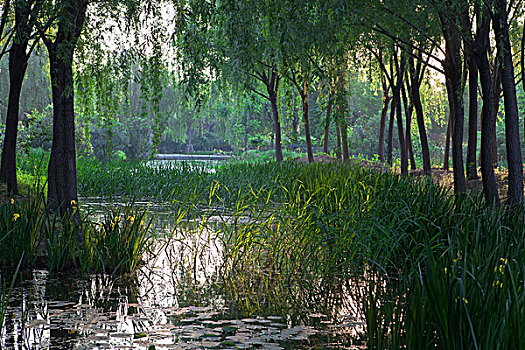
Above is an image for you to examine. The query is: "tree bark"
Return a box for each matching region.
[264,69,283,162]
[490,64,501,168]
[470,8,499,204]
[402,77,416,170]
[340,118,349,161]
[335,120,342,160]
[322,89,334,154]
[0,0,33,194]
[44,0,87,216]
[443,113,451,171]
[442,21,466,193]
[387,94,395,166]
[299,82,314,163]
[378,74,390,163]
[408,56,431,175]
[466,54,479,180]
[494,0,524,206]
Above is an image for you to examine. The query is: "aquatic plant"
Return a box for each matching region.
[0,189,154,276]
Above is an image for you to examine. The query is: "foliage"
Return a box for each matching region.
[0,187,154,275]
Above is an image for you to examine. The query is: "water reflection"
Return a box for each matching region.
[1,210,360,349]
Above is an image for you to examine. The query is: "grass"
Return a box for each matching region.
[0,186,154,276]
[10,152,525,348]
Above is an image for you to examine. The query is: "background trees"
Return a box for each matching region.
[1,0,525,206]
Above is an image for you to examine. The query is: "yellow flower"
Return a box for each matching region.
[494,259,507,274]
[12,213,20,221]
[455,296,468,304]
[493,280,503,288]
[127,216,135,224]
[453,250,461,264]
[10,198,14,205]
[71,200,77,206]
[444,267,448,274]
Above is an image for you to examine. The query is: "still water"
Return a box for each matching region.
[0,201,364,349]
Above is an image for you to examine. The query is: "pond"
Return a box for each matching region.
[0,200,365,349]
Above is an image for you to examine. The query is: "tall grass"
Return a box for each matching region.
[22,154,525,348]
[193,163,525,349]
[0,188,154,276]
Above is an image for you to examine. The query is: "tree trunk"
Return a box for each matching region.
[387,95,395,166]
[494,0,524,206]
[444,109,452,170]
[300,82,314,163]
[335,120,342,160]
[490,64,501,168]
[0,44,27,194]
[394,84,408,175]
[477,55,499,204]
[269,92,283,162]
[442,25,466,193]
[408,56,431,175]
[471,6,499,204]
[340,118,349,161]
[44,0,87,216]
[402,78,416,170]
[378,75,390,163]
[0,1,32,194]
[466,55,479,180]
[323,89,334,154]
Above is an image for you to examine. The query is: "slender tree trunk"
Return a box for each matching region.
[394,85,408,175]
[491,64,501,168]
[494,0,524,206]
[478,57,499,204]
[300,82,314,163]
[443,116,451,171]
[387,95,395,166]
[466,55,479,180]
[269,92,283,162]
[378,75,390,163]
[409,56,431,175]
[522,14,525,146]
[340,118,349,161]
[323,89,334,154]
[44,0,87,216]
[335,120,342,160]
[402,79,416,170]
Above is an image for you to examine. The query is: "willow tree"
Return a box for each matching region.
[39,0,88,214]
[0,0,43,194]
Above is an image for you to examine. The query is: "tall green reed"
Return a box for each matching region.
[0,188,154,276]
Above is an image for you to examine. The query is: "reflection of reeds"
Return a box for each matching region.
[0,256,22,342]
